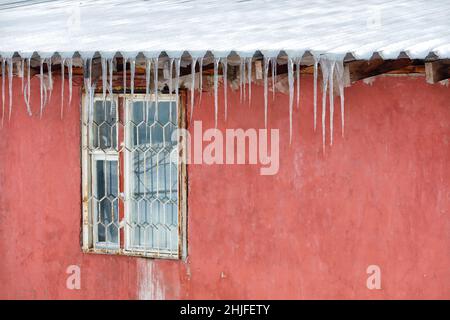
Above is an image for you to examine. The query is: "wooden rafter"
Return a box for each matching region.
[0,56,440,92]
[425,59,450,83]
[343,58,416,86]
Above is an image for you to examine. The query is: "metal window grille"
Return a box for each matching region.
[82,93,187,259]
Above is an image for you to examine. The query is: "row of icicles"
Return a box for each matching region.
[0,55,345,151]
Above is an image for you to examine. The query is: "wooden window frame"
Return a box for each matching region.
[81,92,188,260]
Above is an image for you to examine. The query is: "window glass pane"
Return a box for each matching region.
[128,100,178,252]
[94,159,119,246]
[92,100,117,149]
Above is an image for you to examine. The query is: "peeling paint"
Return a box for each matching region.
[136,259,165,300]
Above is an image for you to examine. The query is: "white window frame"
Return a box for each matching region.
[81,93,187,260]
[91,153,120,250]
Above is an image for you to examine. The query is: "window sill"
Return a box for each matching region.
[82,247,181,260]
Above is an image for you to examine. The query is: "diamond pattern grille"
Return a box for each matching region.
[83,95,180,258]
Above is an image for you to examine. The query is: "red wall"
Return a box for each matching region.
[0,74,449,299]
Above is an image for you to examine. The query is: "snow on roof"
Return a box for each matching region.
[0,0,449,60]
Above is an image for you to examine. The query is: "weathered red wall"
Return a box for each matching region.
[0,74,448,299]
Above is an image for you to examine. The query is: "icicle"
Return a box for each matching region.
[7,58,13,121]
[39,58,44,118]
[335,60,345,137]
[108,58,114,116]
[1,58,5,126]
[83,59,89,121]
[247,57,252,106]
[153,57,158,120]
[222,57,228,121]
[168,58,174,121]
[213,57,219,128]
[84,58,94,123]
[145,58,151,100]
[47,58,53,102]
[313,56,318,131]
[288,58,294,144]
[68,58,73,107]
[328,60,336,146]
[143,58,150,121]
[130,58,135,97]
[263,57,269,128]
[319,56,331,153]
[239,57,243,103]
[21,58,24,94]
[174,58,181,114]
[271,57,276,100]
[123,57,127,94]
[89,59,94,123]
[190,57,197,121]
[242,58,246,102]
[163,61,170,81]
[295,58,301,109]
[168,58,173,121]
[101,57,107,103]
[89,57,92,85]
[24,57,32,116]
[43,75,49,109]
[198,57,203,104]
[61,58,65,118]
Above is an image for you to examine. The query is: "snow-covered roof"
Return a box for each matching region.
[0,0,449,60]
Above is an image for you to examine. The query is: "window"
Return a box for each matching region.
[82,94,187,259]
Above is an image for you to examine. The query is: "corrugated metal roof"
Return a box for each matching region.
[0,0,449,59]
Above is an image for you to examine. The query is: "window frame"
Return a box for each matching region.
[91,153,120,250]
[81,92,188,260]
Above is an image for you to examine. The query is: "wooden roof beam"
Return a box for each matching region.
[344,58,415,85]
[344,58,414,86]
[425,59,450,83]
